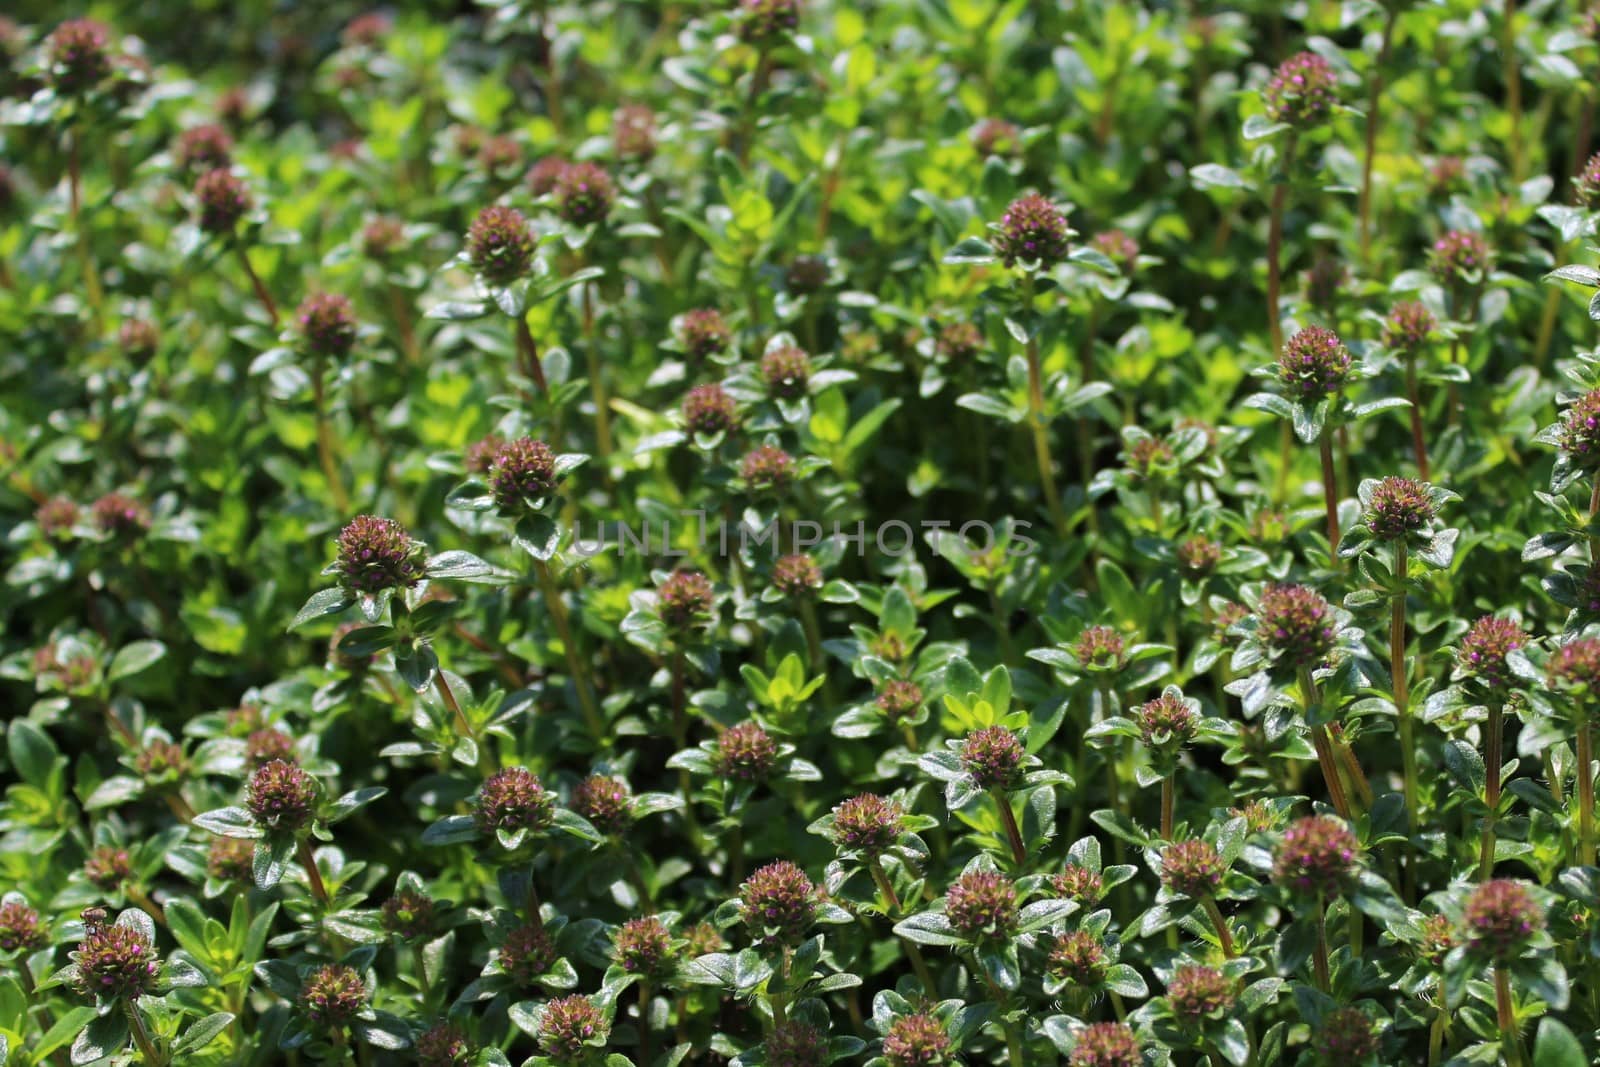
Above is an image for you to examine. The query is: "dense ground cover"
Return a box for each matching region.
[5,0,1600,1064]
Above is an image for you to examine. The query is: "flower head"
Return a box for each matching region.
[92,492,150,538]
[135,739,188,781]
[740,861,818,945]
[1382,301,1437,355]
[1177,536,1222,577]
[994,193,1071,269]
[362,215,405,259]
[500,922,557,985]
[1262,51,1338,126]
[36,496,80,540]
[572,775,633,836]
[944,870,1017,941]
[247,759,317,831]
[380,888,436,941]
[477,135,522,177]
[1273,815,1360,898]
[1092,230,1140,275]
[299,964,366,1028]
[1364,477,1435,540]
[1576,153,1600,207]
[49,19,112,94]
[489,437,558,513]
[416,1022,477,1067]
[1462,879,1544,960]
[246,728,296,767]
[465,205,535,286]
[740,444,794,491]
[786,254,830,295]
[475,767,554,834]
[118,318,160,362]
[830,793,904,855]
[1127,435,1176,481]
[959,725,1025,791]
[1161,839,1225,898]
[771,553,823,598]
[1457,615,1526,693]
[1069,1021,1143,1067]
[1302,253,1348,314]
[1074,625,1127,670]
[679,309,732,360]
[767,1022,829,1067]
[206,837,255,883]
[613,105,657,161]
[334,515,425,594]
[761,344,812,399]
[176,124,233,175]
[72,922,158,1000]
[972,117,1021,158]
[0,902,47,953]
[1277,325,1352,401]
[1137,692,1198,748]
[1048,930,1107,985]
[194,168,251,235]
[1257,583,1336,669]
[540,995,608,1061]
[84,846,132,889]
[715,721,778,781]
[527,156,568,197]
[1168,964,1235,1020]
[295,293,357,358]
[1313,1007,1378,1061]
[1559,389,1600,467]
[737,0,801,46]
[1549,636,1600,692]
[613,916,674,979]
[1417,914,1455,967]
[875,680,923,722]
[682,383,739,436]
[936,321,983,362]
[1428,230,1491,286]
[1052,864,1105,906]
[658,570,715,631]
[553,161,615,227]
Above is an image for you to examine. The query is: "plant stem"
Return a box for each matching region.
[637,980,653,1065]
[991,788,1026,866]
[1311,895,1330,992]
[525,872,546,933]
[1357,9,1398,264]
[1480,701,1504,879]
[311,362,350,514]
[1318,427,1340,548]
[1501,0,1524,181]
[1160,778,1175,841]
[127,1001,165,1066]
[1201,896,1235,957]
[870,859,938,993]
[1331,725,1374,810]
[234,245,280,328]
[388,283,421,366]
[1404,354,1430,480]
[68,128,104,329]
[1301,668,1354,821]
[1265,133,1297,358]
[1003,1017,1024,1064]
[1495,962,1524,1066]
[1578,716,1595,867]
[579,276,613,467]
[514,315,550,395]
[1392,540,1420,896]
[988,584,1017,666]
[297,839,329,905]
[533,559,606,743]
[1021,273,1065,534]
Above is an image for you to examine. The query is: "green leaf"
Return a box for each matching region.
[1190,162,1248,189]
[1533,1018,1587,1067]
[72,1010,129,1066]
[194,807,264,839]
[1544,264,1600,287]
[425,550,497,582]
[7,719,59,790]
[892,912,963,946]
[107,640,166,682]
[173,1013,235,1055]
[425,300,490,321]
[942,236,997,265]
[288,587,355,630]
[421,814,479,845]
